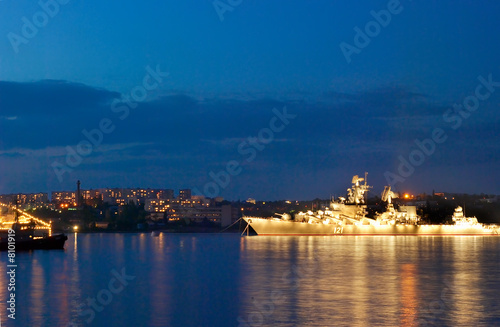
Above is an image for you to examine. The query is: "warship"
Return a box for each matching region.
[242,173,500,236]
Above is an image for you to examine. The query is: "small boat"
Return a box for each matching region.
[0,222,68,251]
[151,230,160,237]
[0,203,68,251]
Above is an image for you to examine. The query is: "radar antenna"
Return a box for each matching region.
[381,186,398,204]
[348,173,372,204]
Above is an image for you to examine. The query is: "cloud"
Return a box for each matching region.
[322,86,436,117]
[0,79,498,196]
[0,80,122,150]
[0,80,120,116]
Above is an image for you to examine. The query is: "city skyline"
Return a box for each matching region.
[1,1,499,200]
[1,183,497,204]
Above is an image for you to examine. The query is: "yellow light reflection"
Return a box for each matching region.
[400,263,418,326]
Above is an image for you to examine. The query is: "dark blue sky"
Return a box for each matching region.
[0,1,499,199]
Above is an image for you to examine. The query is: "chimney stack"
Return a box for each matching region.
[77,180,81,207]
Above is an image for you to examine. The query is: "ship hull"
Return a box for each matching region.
[0,234,68,251]
[243,218,500,236]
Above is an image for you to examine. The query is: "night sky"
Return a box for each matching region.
[0,1,499,200]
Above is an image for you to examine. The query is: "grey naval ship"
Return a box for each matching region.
[243,174,500,236]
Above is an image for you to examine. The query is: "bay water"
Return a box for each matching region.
[1,233,499,326]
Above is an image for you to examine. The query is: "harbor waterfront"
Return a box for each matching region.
[1,233,500,326]
[2,1,500,326]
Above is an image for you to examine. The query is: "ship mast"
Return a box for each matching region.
[14,199,19,223]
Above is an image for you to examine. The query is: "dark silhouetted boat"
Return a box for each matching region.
[0,222,68,251]
[0,202,68,251]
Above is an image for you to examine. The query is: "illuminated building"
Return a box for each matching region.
[145,199,170,212]
[178,189,192,201]
[167,204,239,227]
[51,191,77,205]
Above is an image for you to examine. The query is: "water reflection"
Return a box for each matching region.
[147,232,172,326]
[400,264,417,326]
[0,234,498,326]
[68,233,82,325]
[239,236,500,326]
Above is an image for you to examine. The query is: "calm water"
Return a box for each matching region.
[1,233,500,327]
